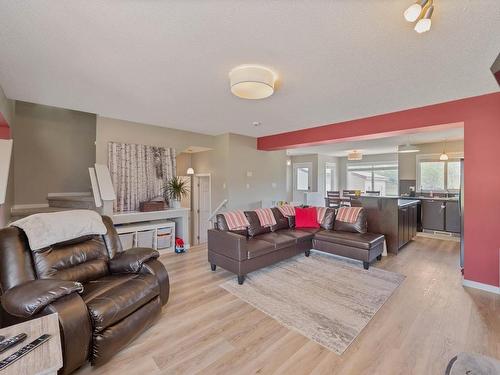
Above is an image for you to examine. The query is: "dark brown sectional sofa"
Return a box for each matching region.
[208,207,385,284]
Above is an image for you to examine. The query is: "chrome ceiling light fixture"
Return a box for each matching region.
[398,143,420,153]
[229,65,277,99]
[403,0,434,34]
[347,150,363,161]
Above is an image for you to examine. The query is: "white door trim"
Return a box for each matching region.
[193,173,212,245]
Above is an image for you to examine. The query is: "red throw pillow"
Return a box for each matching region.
[295,207,320,228]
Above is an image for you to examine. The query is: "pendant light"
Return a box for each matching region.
[440,140,449,161]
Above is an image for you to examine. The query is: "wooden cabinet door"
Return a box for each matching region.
[398,208,405,248]
[409,204,417,238]
[445,201,461,233]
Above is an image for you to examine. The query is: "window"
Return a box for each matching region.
[325,163,336,192]
[294,162,312,191]
[417,156,462,192]
[420,161,445,191]
[447,161,461,190]
[296,167,309,190]
[347,162,398,196]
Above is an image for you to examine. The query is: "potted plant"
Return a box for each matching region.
[163,176,189,209]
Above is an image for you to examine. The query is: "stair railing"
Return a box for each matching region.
[208,199,228,227]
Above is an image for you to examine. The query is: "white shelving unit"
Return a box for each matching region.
[115,219,175,253]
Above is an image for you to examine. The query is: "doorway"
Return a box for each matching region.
[193,174,211,244]
[292,162,312,204]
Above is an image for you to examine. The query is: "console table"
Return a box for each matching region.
[112,207,190,249]
[0,313,62,374]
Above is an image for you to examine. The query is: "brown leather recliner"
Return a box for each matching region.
[0,216,169,374]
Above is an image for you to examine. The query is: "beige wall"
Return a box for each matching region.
[289,154,339,202]
[398,140,464,181]
[226,134,287,210]
[0,86,14,125]
[13,101,96,205]
[96,118,287,212]
[0,86,14,226]
[193,134,287,210]
[95,116,215,164]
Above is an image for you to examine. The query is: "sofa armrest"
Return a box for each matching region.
[207,229,247,261]
[140,259,170,305]
[1,279,83,318]
[109,247,160,274]
[43,293,92,375]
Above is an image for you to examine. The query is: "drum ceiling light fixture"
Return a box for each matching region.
[229,65,277,99]
[347,151,363,161]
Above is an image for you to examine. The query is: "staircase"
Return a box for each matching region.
[47,193,96,210]
[10,192,97,221]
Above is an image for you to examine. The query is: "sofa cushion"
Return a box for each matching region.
[334,208,368,234]
[82,274,159,332]
[314,230,384,250]
[254,232,296,250]
[320,208,336,230]
[270,208,290,231]
[246,238,276,259]
[278,229,315,242]
[245,211,271,237]
[295,207,320,229]
[216,214,248,237]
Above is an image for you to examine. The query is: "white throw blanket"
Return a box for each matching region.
[10,210,107,251]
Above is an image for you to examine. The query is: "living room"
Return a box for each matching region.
[0,2,499,374]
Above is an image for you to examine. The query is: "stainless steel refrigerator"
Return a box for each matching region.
[460,158,464,271]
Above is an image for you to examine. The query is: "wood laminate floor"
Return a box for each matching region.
[76,237,500,375]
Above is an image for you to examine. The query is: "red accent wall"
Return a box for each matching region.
[0,112,10,139]
[258,92,500,288]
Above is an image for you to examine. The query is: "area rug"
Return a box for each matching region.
[220,251,405,355]
[445,352,500,375]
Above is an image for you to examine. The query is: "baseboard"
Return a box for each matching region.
[47,192,92,197]
[462,279,500,295]
[416,232,460,242]
[11,203,49,210]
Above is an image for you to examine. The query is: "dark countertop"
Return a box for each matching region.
[353,195,459,203]
[397,199,420,207]
[400,196,459,202]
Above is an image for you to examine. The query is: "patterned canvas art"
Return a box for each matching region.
[108,142,176,212]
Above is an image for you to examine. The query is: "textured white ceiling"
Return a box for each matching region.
[0,1,498,137]
[287,127,464,156]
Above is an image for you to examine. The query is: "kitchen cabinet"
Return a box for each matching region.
[409,204,418,238]
[445,201,460,233]
[398,202,418,249]
[422,200,445,231]
[421,199,460,233]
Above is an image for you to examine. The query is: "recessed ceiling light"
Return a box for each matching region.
[229,65,277,99]
[252,121,262,127]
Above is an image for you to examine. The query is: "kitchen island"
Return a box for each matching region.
[352,196,420,254]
